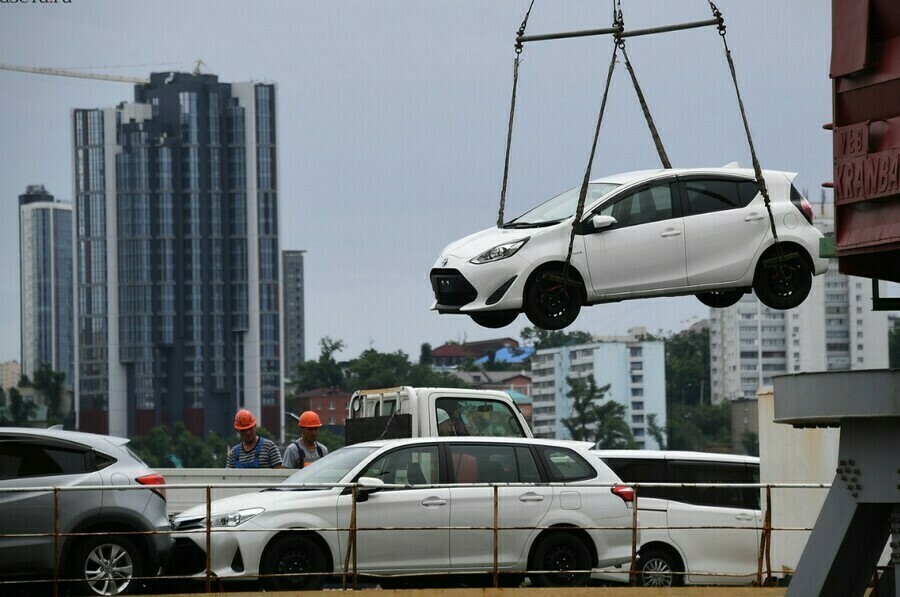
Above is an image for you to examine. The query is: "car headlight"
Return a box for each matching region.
[209,507,265,527]
[470,238,529,264]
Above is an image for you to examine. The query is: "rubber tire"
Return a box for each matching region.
[470,310,519,329]
[753,252,812,310]
[262,535,328,592]
[73,535,144,596]
[637,548,683,588]
[524,271,582,330]
[528,532,592,588]
[696,290,743,309]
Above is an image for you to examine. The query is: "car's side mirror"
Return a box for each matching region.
[356,476,385,502]
[590,214,617,231]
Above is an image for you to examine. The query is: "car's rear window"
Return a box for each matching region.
[536,446,596,482]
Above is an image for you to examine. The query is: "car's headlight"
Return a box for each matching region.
[209,507,265,527]
[470,238,529,264]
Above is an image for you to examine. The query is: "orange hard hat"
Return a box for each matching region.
[234,409,257,430]
[298,411,322,428]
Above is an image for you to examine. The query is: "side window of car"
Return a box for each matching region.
[516,446,542,483]
[359,445,439,486]
[0,442,89,480]
[602,457,668,499]
[682,179,747,215]
[448,444,519,483]
[598,183,674,228]
[536,446,596,482]
[668,461,758,509]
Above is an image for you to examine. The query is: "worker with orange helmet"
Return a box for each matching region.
[283,410,329,468]
[226,409,284,469]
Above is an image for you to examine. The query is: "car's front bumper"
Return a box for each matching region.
[168,525,273,581]
[429,254,531,313]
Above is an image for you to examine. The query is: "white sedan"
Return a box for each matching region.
[169,437,635,590]
[430,166,827,330]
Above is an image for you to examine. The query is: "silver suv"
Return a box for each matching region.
[0,427,173,595]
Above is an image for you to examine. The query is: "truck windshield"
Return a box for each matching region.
[436,397,527,438]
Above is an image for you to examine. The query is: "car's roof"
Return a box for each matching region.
[590,449,759,465]
[351,436,594,451]
[0,427,129,450]
[590,165,795,186]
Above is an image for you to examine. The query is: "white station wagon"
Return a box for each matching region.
[169,437,636,590]
[430,166,827,330]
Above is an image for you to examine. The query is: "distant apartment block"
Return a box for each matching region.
[282,250,306,378]
[19,185,74,390]
[72,72,282,439]
[709,202,889,402]
[0,361,21,392]
[530,327,666,449]
[294,388,350,427]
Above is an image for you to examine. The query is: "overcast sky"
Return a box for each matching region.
[0,1,833,364]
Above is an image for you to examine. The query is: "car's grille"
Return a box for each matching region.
[165,538,207,576]
[171,515,205,531]
[430,268,477,308]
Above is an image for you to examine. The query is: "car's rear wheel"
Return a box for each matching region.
[637,547,683,587]
[695,290,743,308]
[524,270,582,330]
[753,249,812,310]
[470,310,518,329]
[73,535,144,596]
[528,531,591,587]
[261,535,328,591]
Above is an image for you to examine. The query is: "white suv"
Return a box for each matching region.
[170,437,635,589]
[591,450,760,587]
[431,166,827,330]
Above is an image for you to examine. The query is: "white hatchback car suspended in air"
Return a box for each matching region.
[430,166,827,330]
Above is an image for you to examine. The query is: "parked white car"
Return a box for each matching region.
[430,166,827,330]
[169,437,635,590]
[591,449,761,587]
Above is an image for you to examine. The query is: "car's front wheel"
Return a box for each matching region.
[695,290,744,308]
[753,249,812,310]
[637,547,683,587]
[524,270,582,330]
[261,535,328,591]
[73,535,144,596]
[470,310,518,328]
[528,531,592,587]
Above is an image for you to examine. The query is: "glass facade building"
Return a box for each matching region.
[19,185,74,393]
[73,72,283,438]
[281,250,305,380]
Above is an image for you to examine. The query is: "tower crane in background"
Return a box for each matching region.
[0,60,210,84]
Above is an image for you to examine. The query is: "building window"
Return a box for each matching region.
[329,401,335,410]
[631,401,644,411]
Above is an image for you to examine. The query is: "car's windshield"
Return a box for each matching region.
[504,183,620,227]
[280,446,379,489]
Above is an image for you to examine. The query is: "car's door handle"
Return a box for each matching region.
[660,229,682,237]
[421,497,447,507]
[519,493,545,502]
[744,213,766,222]
[735,513,754,521]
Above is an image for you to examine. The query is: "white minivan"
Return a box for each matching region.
[591,450,760,587]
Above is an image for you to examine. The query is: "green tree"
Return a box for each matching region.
[129,423,234,468]
[7,387,37,426]
[890,327,900,369]
[293,337,347,391]
[666,402,732,452]
[665,327,710,407]
[521,327,594,349]
[346,349,467,390]
[562,375,635,448]
[419,343,433,366]
[741,431,759,457]
[32,364,67,422]
[647,413,667,450]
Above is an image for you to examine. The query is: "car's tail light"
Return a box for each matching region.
[800,198,814,225]
[611,484,634,504]
[137,473,167,500]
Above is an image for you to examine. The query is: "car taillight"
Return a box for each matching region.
[136,473,167,500]
[800,198,814,224]
[611,484,634,503]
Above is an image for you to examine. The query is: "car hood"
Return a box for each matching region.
[439,225,554,260]
[176,488,335,520]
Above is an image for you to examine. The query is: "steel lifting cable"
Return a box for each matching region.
[497,0,537,228]
[708,1,780,247]
[616,4,672,169]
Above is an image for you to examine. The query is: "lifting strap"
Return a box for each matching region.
[708,1,779,245]
[616,6,672,169]
[497,0,536,228]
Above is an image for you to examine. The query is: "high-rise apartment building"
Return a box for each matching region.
[530,327,666,449]
[709,203,889,402]
[19,185,74,390]
[281,250,305,378]
[72,72,282,439]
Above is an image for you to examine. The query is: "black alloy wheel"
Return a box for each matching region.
[524,270,582,330]
[695,289,744,308]
[262,536,328,591]
[753,251,812,310]
[529,532,591,588]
